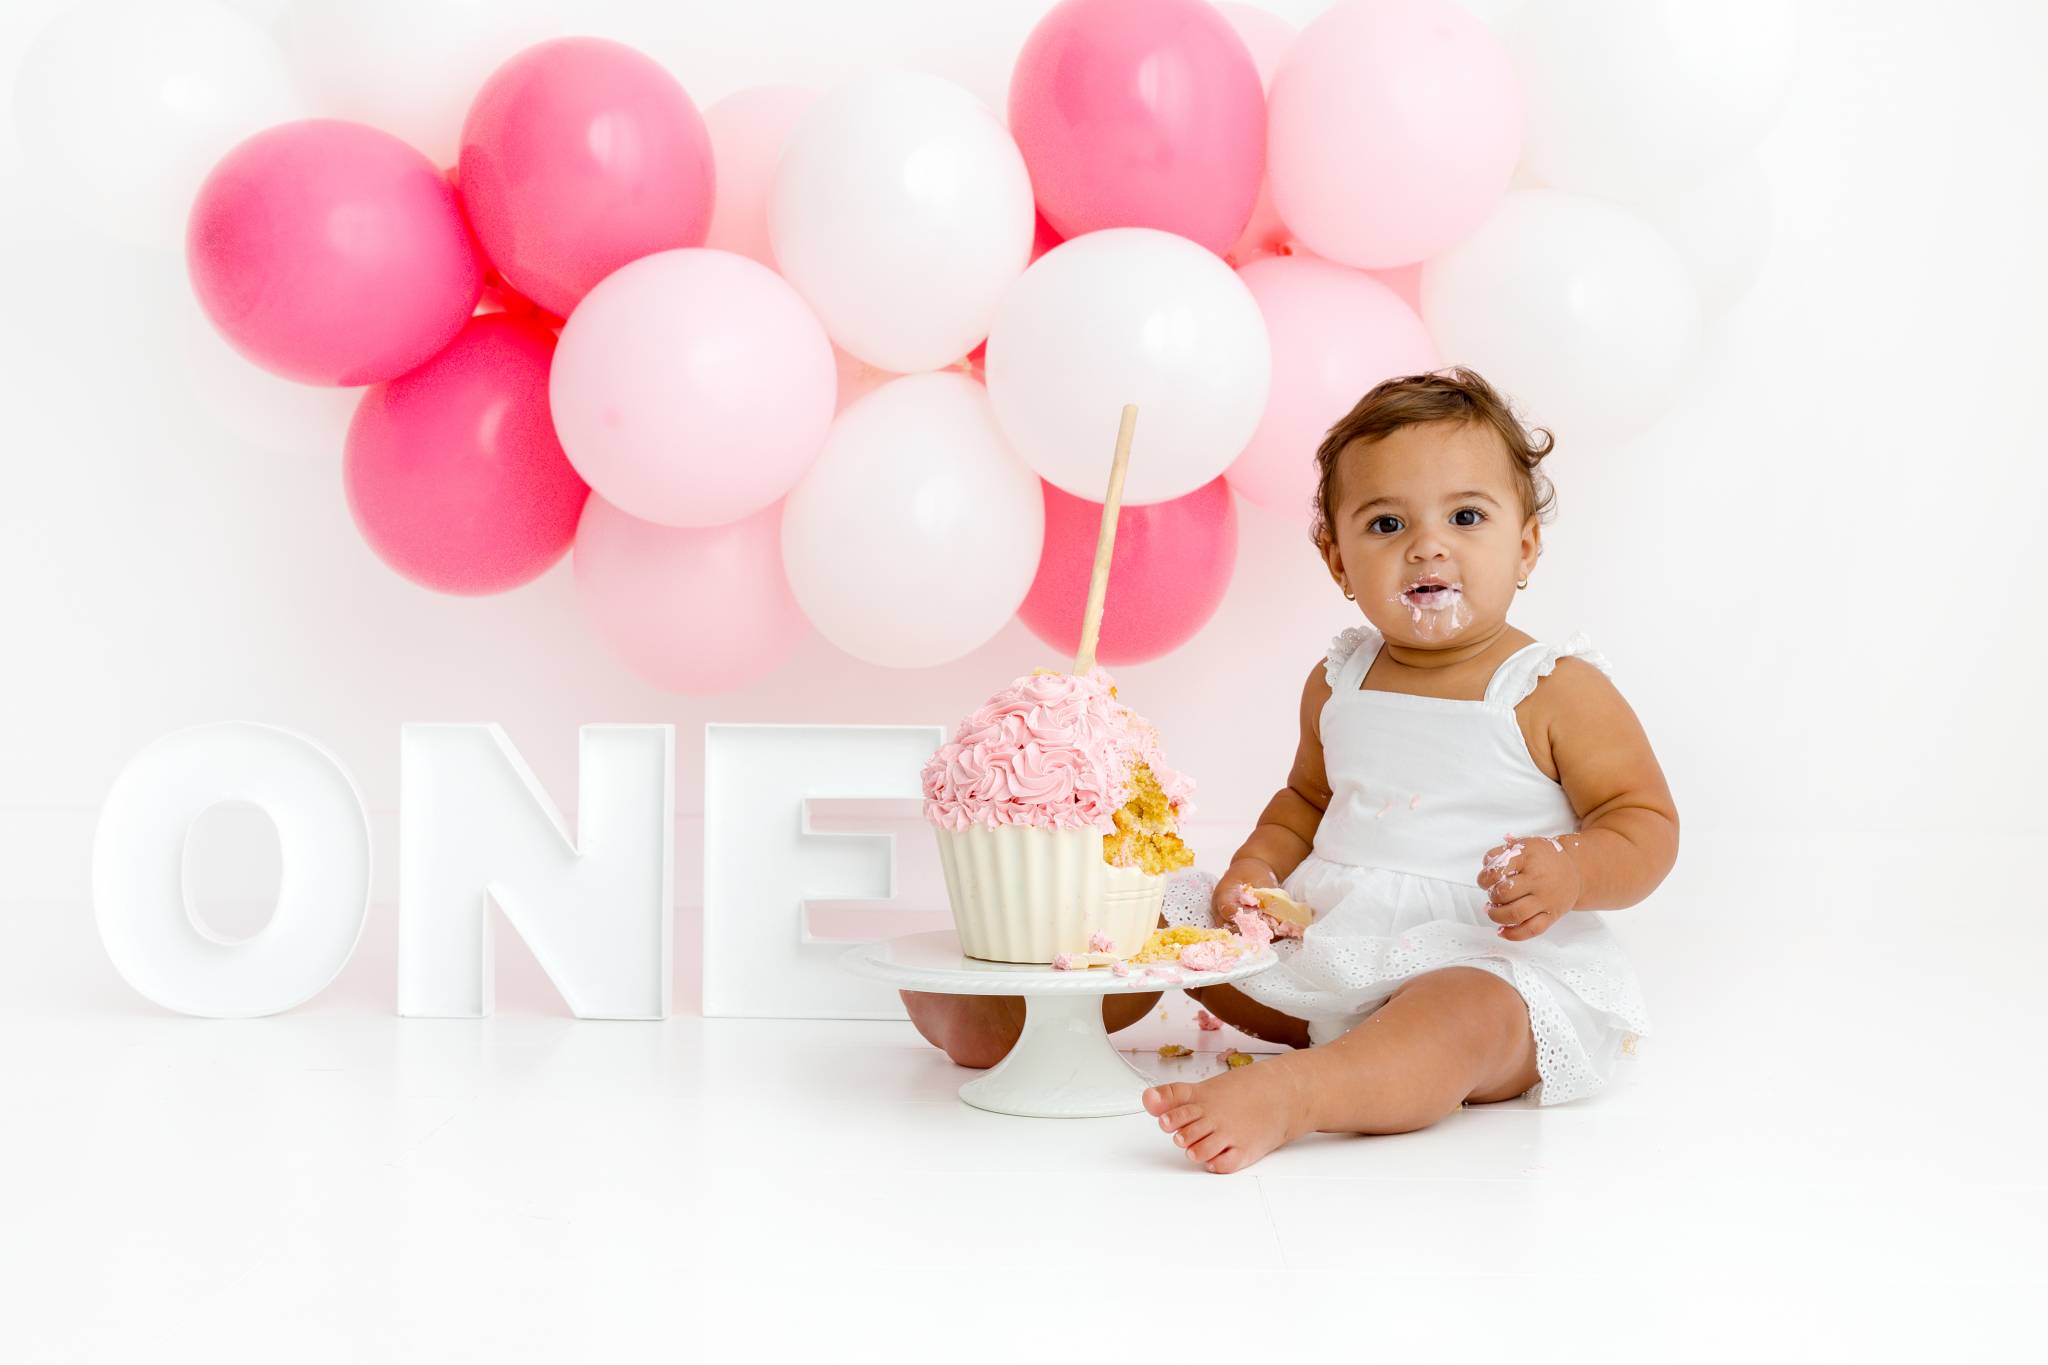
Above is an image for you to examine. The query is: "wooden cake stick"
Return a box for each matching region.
[1073,403,1137,676]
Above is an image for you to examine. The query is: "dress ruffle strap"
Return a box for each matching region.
[1485,630,1615,707]
[1323,623,1381,689]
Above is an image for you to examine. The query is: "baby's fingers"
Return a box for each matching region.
[1484,889,1536,926]
[1498,907,1559,941]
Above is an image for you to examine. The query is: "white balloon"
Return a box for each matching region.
[1639,153,1776,314]
[769,70,1035,373]
[1420,190,1700,442]
[781,373,1043,669]
[1506,0,1797,200]
[13,0,306,251]
[985,228,1271,506]
[274,0,560,168]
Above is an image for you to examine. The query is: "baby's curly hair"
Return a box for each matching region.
[1308,366,1556,552]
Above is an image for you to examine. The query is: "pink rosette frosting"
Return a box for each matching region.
[921,665,1195,834]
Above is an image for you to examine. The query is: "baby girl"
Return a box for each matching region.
[904,367,1677,1175]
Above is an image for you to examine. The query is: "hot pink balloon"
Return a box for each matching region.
[187,119,481,386]
[1226,253,1440,520]
[458,37,714,319]
[1018,476,1237,666]
[344,314,588,595]
[573,494,810,695]
[1268,0,1520,268]
[1009,0,1266,256]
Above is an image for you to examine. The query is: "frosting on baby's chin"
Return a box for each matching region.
[920,664,1195,833]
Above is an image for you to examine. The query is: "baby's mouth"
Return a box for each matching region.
[1400,578,1461,608]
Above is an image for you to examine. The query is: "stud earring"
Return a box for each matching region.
[1342,588,1355,600]
[1516,578,1529,589]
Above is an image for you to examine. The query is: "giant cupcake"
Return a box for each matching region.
[921,664,1196,963]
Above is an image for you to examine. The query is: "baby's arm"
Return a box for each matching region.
[1531,657,1680,913]
[1213,657,1333,920]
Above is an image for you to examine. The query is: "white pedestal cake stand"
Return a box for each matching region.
[840,929,1278,1119]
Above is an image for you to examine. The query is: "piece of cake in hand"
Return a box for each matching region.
[922,665,1196,963]
[1228,883,1313,939]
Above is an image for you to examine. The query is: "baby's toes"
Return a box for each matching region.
[1186,1130,1232,1164]
[1207,1146,1253,1175]
[1143,1083,1195,1117]
[1157,1102,1204,1135]
[1170,1117,1215,1150]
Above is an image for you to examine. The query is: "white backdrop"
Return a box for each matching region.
[1,0,2042,991]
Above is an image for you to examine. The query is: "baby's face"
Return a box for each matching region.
[1320,419,1540,647]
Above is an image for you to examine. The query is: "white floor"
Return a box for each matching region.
[5,832,2042,1362]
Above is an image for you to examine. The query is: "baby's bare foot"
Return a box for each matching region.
[1141,1054,1315,1174]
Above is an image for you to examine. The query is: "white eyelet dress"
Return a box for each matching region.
[1159,622,1653,1105]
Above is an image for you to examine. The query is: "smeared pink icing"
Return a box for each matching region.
[1230,907,1275,951]
[1178,940,1240,973]
[1051,952,1075,971]
[920,666,1195,833]
[1087,931,1115,953]
[1195,1010,1222,1031]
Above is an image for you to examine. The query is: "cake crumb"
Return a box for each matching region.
[1158,1043,1192,1059]
[1195,1010,1222,1032]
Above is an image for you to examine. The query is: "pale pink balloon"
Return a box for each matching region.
[1216,2,1297,266]
[1009,0,1266,256]
[550,248,836,529]
[458,37,713,318]
[1226,253,1441,521]
[573,493,809,695]
[703,86,818,269]
[1268,0,1520,268]
[187,119,481,386]
[344,314,588,595]
[1018,476,1237,666]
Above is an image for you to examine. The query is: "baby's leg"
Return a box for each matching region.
[1182,982,1311,1049]
[1145,966,1540,1173]
[901,989,1165,1070]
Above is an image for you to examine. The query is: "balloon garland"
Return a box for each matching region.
[13,0,1793,691]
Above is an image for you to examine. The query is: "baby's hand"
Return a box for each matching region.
[1213,860,1279,928]
[1477,833,1583,941]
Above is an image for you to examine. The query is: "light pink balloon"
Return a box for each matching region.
[550,248,836,528]
[1217,2,1296,266]
[344,314,588,595]
[573,494,809,695]
[703,86,818,269]
[1268,0,1520,268]
[1226,253,1441,520]
[1009,0,1266,256]
[1018,476,1237,666]
[458,37,713,319]
[187,119,481,386]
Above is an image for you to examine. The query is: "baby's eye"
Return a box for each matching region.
[1368,515,1403,534]
[1451,507,1487,527]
